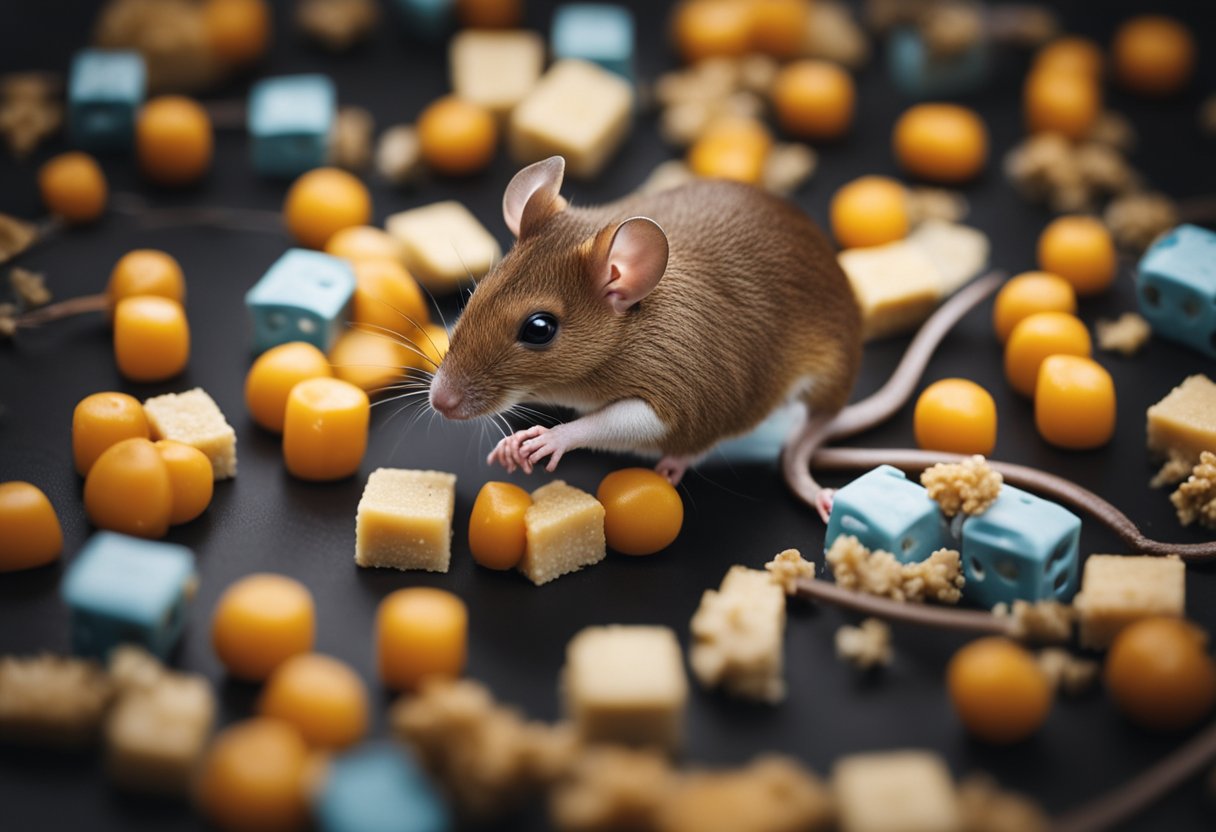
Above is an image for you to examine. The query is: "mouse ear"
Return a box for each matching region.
[503,156,568,238]
[597,217,669,315]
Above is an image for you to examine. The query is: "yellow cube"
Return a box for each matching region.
[355,469,457,572]
[833,751,962,832]
[838,240,944,341]
[386,201,501,294]
[143,388,237,480]
[1074,554,1185,649]
[450,30,545,117]
[519,480,606,585]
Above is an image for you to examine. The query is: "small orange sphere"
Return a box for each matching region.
[107,250,186,314]
[244,342,334,433]
[771,60,855,141]
[283,168,372,249]
[913,379,997,456]
[1037,215,1117,297]
[1105,617,1216,732]
[417,96,498,176]
[672,0,753,63]
[1034,356,1116,450]
[260,654,369,749]
[84,438,174,539]
[1004,311,1092,397]
[830,176,909,249]
[203,0,272,65]
[468,481,532,570]
[324,226,401,264]
[1025,69,1101,140]
[947,637,1053,744]
[1112,15,1195,96]
[748,0,811,59]
[212,574,316,681]
[687,116,773,185]
[0,481,63,572]
[38,151,107,224]
[72,391,151,476]
[893,103,988,183]
[155,440,215,524]
[351,258,429,342]
[113,295,190,382]
[377,588,467,692]
[1032,37,1104,79]
[196,718,310,832]
[137,96,213,186]
[597,468,684,556]
[992,271,1077,343]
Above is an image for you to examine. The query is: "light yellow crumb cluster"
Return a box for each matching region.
[826,535,965,604]
[835,618,893,671]
[957,775,1051,832]
[1037,648,1099,698]
[764,548,815,594]
[920,455,1002,517]
[689,566,787,703]
[1171,450,1216,530]
[992,599,1075,643]
[659,755,834,832]
[1095,312,1151,356]
[0,654,114,746]
[549,746,675,832]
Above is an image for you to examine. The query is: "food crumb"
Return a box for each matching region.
[329,106,374,172]
[1104,192,1178,252]
[375,124,423,186]
[762,143,817,196]
[835,618,893,670]
[1152,450,1199,489]
[1171,451,1216,530]
[764,548,814,594]
[0,212,39,265]
[826,536,964,604]
[957,774,1051,832]
[906,186,969,225]
[992,600,1075,644]
[1037,648,1099,697]
[549,745,674,832]
[297,0,378,52]
[9,267,51,309]
[921,455,1002,517]
[1095,312,1151,356]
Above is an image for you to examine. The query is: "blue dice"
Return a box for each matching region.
[248,74,337,177]
[62,532,197,660]
[1137,224,1216,359]
[959,485,1081,609]
[551,4,636,82]
[246,249,355,354]
[825,466,950,565]
[315,743,451,832]
[390,0,454,41]
[887,27,989,99]
[68,49,146,151]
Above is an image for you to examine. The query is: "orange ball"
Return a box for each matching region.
[672,0,753,63]
[947,637,1052,744]
[196,718,310,832]
[244,342,333,433]
[1025,69,1101,140]
[687,117,772,185]
[0,481,63,572]
[468,481,532,570]
[283,167,372,250]
[351,259,429,343]
[771,60,855,141]
[1034,355,1116,450]
[324,226,402,264]
[913,379,997,456]
[137,96,213,186]
[830,176,909,249]
[748,0,810,59]
[892,103,988,183]
[113,296,190,383]
[1037,215,1117,297]
[597,468,684,555]
[417,96,498,176]
[38,151,107,224]
[83,438,173,539]
[260,654,369,750]
[212,574,316,681]
[72,391,151,476]
[377,588,467,692]
[155,440,215,524]
[203,0,272,65]
[1004,311,1092,397]
[1112,15,1195,96]
[992,271,1077,343]
[1032,37,1104,79]
[107,250,186,314]
[1106,617,1216,732]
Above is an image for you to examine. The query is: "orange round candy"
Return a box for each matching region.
[155,440,214,524]
[947,637,1052,744]
[468,482,532,570]
[672,0,753,63]
[328,329,410,394]
[457,0,522,28]
[417,96,498,176]
[107,249,186,317]
[830,176,909,249]
[196,718,310,832]
[1112,15,1195,96]
[283,168,372,250]
[1032,37,1103,79]
[1004,311,1092,397]
[260,654,369,750]
[748,0,810,59]
[84,438,173,539]
[418,324,450,369]
[113,295,190,382]
[203,0,272,65]
[992,271,1077,343]
[73,391,151,476]
[244,342,333,433]
[1025,69,1100,140]
[212,574,316,681]
[1035,356,1116,450]
[377,588,467,692]
[913,379,997,456]
[352,259,429,342]
[892,103,988,183]
[282,378,370,481]
[0,481,63,572]
[324,226,402,264]
[771,60,855,141]
[137,96,213,186]
[1037,216,1116,297]
[597,468,684,556]
[687,116,772,185]
[1105,617,1216,732]
[38,151,107,224]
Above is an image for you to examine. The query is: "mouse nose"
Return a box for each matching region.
[430,378,465,418]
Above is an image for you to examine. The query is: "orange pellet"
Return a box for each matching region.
[892,103,988,183]
[113,296,190,383]
[377,587,467,692]
[1034,356,1116,450]
[991,271,1077,343]
[259,654,369,750]
[328,329,410,394]
[417,96,498,177]
[1037,215,1116,297]
[203,0,272,65]
[748,0,810,59]
[1024,69,1100,140]
[196,718,310,832]
[468,481,532,570]
[830,175,909,249]
[418,324,450,369]
[1032,37,1103,80]
[282,377,369,481]
[324,225,402,264]
[38,151,107,224]
[948,637,1052,744]
[597,468,684,555]
[72,391,151,476]
[687,117,772,185]
[155,440,215,524]
[0,481,63,572]
[457,0,523,28]
[351,258,429,343]
[283,168,372,250]
[671,0,753,63]
[771,60,855,141]
[83,437,173,539]
[212,574,316,682]
[136,96,214,186]
[106,249,186,316]
[1004,311,1092,397]
[1105,617,1216,732]
[1112,15,1195,96]
[244,342,333,433]
[913,379,997,456]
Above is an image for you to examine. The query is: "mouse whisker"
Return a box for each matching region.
[370,389,431,409]
[413,277,451,337]
[352,296,432,338]
[348,322,441,370]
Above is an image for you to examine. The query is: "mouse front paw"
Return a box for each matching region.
[520,425,568,474]
[487,426,548,473]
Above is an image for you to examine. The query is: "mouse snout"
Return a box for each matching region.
[429,373,468,419]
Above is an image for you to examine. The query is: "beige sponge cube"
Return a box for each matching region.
[833,750,962,832]
[519,480,606,585]
[563,625,688,752]
[907,219,990,296]
[838,240,945,341]
[1073,554,1185,649]
[450,29,544,117]
[355,468,457,572]
[509,59,634,179]
[1147,375,1216,466]
[386,201,501,293]
[143,388,237,479]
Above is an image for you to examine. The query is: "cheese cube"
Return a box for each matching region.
[355,468,457,573]
[519,480,606,585]
[907,220,990,296]
[688,566,786,703]
[1147,375,1216,471]
[143,388,237,480]
[838,240,945,341]
[386,201,501,293]
[1073,554,1185,649]
[450,30,544,117]
[0,655,114,746]
[833,751,962,832]
[562,625,687,752]
[508,59,634,179]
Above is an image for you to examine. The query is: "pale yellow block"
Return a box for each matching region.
[386,201,501,294]
[355,468,457,572]
[509,59,634,179]
[450,30,545,118]
[1073,554,1185,649]
[907,219,990,296]
[143,388,237,480]
[688,566,786,703]
[833,750,962,832]
[519,480,606,585]
[838,240,945,341]
[0,655,113,746]
[1147,375,1216,465]
[562,625,688,752]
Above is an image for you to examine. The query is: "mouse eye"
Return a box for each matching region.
[518,311,559,349]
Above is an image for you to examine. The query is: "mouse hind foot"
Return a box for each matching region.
[656,454,699,485]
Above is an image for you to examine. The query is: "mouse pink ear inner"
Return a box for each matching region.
[598,217,669,315]
[503,156,568,238]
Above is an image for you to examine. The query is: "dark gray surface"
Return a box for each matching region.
[2,1,1216,830]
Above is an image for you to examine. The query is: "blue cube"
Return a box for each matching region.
[62,532,197,660]
[552,4,635,82]
[825,466,950,564]
[248,75,337,177]
[888,27,989,99]
[391,0,454,41]
[68,49,146,151]
[315,743,450,832]
[246,249,355,353]
[1137,224,1216,359]
[960,485,1081,609]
